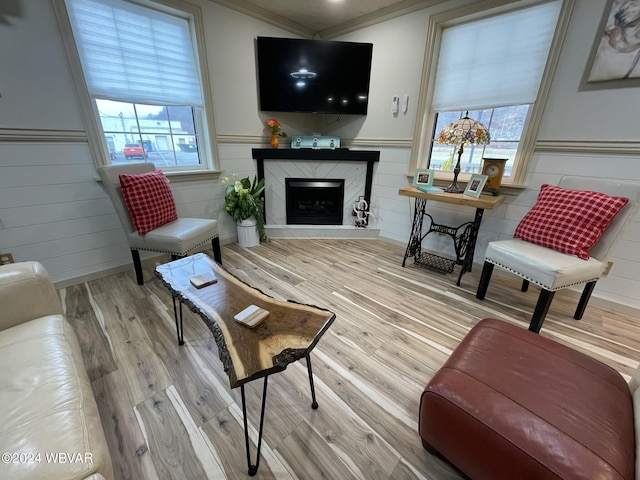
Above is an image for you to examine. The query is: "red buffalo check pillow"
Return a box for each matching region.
[119,169,178,236]
[514,184,628,260]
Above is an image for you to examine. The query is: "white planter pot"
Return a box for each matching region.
[237,217,259,247]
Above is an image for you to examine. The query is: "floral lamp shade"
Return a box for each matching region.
[437,113,491,146]
[436,112,491,193]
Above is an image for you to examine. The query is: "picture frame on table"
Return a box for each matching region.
[413,168,434,188]
[413,169,444,193]
[464,174,488,198]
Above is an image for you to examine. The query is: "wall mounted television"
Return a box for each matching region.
[256,36,373,115]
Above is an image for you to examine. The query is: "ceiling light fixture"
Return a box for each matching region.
[290,68,317,79]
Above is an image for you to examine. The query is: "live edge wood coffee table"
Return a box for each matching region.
[155,253,335,476]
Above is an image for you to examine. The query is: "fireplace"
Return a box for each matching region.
[285,178,345,225]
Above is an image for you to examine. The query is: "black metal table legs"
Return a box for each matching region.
[306,353,319,409]
[241,377,268,476]
[402,197,485,285]
[239,354,319,476]
[402,198,427,267]
[456,207,484,286]
[170,299,320,476]
[172,297,184,345]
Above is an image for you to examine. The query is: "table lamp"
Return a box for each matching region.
[437,112,491,193]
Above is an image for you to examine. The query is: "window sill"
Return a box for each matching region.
[165,169,222,182]
[94,169,222,185]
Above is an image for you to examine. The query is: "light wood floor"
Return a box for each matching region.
[60,239,640,480]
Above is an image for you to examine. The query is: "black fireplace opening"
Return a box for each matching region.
[285,178,345,225]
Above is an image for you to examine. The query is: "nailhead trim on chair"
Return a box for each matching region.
[485,258,600,292]
[130,235,219,256]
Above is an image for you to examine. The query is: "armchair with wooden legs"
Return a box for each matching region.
[476,176,640,333]
[98,162,222,285]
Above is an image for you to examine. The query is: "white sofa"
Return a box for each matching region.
[0,261,113,480]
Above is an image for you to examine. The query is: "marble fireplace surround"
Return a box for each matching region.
[252,148,380,238]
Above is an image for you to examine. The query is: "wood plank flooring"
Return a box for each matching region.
[60,239,640,479]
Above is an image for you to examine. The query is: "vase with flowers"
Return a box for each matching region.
[221,174,267,246]
[266,118,287,149]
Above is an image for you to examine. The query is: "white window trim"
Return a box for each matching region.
[52,0,221,178]
[409,0,575,188]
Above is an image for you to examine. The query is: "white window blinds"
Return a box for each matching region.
[65,0,203,107]
[432,1,561,112]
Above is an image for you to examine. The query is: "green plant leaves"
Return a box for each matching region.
[223,175,267,241]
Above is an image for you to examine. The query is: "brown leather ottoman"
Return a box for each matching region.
[419,318,635,480]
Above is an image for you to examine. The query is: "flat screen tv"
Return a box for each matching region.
[256,36,373,115]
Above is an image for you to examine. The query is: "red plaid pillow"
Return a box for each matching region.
[514,184,628,259]
[119,169,178,236]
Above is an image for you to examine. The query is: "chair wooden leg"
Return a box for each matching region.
[575,281,597,320]
[521,279,529,292]
[212,237,222,265]
[131,249,144,285]
[529,289,555,333]
[476,262,494,300]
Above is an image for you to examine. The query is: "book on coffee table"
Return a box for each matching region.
[190,273,217,288]
[234,305,269,328]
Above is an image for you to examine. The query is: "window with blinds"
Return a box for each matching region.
[63,0,213,170]
[423,0,564,182]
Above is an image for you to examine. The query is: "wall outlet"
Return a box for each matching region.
[602,261,613,276]
[0,253,14,265]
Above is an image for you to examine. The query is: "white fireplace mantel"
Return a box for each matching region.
[251,148,380,238]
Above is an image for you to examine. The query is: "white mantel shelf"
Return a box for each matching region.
[252,148,381,236]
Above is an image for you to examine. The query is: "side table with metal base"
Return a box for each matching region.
[399,187,505,286]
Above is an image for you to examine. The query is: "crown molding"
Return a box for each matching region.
[217,134,264,144]
[319,0,448,39]
[210,0,316,38]
[216,134,412,149]
[535,139,640,155]
[0,128,87,142]
[211,0,449,39]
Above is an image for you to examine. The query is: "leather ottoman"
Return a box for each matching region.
[419,318,635,480]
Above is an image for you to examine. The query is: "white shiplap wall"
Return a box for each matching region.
[0,141,225,283]
[0,142,129,282]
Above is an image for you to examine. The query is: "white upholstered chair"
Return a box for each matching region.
[98,162,221,285]
[476,176,640,333]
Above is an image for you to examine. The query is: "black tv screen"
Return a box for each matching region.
[256,36,373,115]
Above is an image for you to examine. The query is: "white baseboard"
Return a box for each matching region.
[266,224,380,239]
[53,253,168,289]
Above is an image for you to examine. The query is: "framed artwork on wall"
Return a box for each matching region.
[583,0,640,88]
[464,174,488,198]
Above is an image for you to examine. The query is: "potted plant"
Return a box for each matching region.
[221,174,267,246]
[266,118,287,149]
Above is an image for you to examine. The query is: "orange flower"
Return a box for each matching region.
[266,118,286,136]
